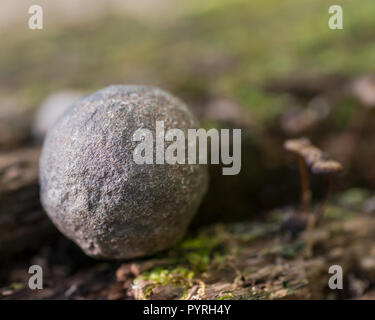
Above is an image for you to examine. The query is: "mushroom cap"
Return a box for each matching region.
[284,137,310,153]
[284,137,343,173]
[299,146,323,166]
[284,137,322,165]
[311,160,343,174]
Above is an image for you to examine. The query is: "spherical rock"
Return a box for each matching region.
[32,90,83,140]
[39,85,208,260]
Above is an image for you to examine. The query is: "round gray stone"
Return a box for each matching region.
[40,85,209,260]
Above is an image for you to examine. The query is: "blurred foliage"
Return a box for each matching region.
[1,0,375,112]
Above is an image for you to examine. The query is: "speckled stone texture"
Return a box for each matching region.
[40,85,208,260]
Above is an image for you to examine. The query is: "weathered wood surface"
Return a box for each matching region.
[0,147,56,261]
[1,134,375,300]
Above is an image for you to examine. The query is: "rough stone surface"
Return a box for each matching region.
[39,85,209,260]
[33,90,83,140]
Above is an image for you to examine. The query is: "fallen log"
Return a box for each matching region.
[0,147,56,263]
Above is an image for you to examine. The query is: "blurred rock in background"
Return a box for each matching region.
[32,90,83,140]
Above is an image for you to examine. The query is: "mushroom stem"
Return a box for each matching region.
[298,155,311,213]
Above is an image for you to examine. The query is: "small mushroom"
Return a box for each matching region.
[284,137,344,224]
[284,137,314,213]
[285,138,344,257]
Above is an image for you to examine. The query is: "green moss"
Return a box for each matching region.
[335,188,372,210]
[136,266,195,287]
[279,240,306,259]
[248,287,272,300]
[228,222,279,242]
[178,234,222,251]
[218,293,233,300]
[323,205,357,221]
[175,232,225,272]
[282,279,308,292]
[199,120,222,131]
[328,99,358,130]
[268,209,285,224]
[236,88,289,125]
[133,228,227,299]
[10,283,23,290]
[3,0,375,112]
[133,266,197,299]
[329,225,348,237]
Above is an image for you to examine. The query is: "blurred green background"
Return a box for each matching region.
[4,0,375,300]
[1,0,375,118]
